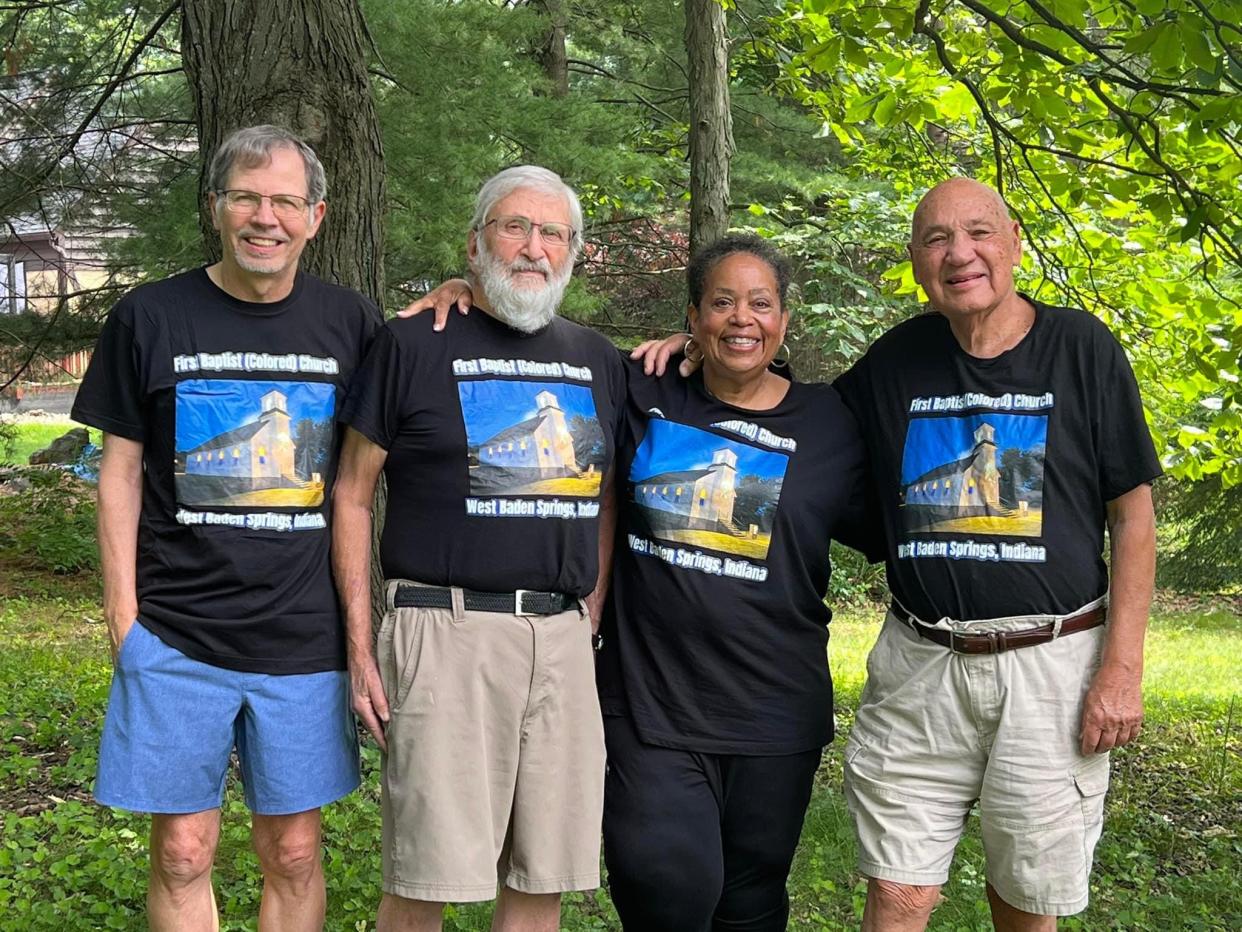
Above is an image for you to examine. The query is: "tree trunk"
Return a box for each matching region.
[181,0,389,627]
[536,0,570,97]
[684,0,734,253]
[180,0,385,307]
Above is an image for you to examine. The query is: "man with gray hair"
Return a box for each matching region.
[73,124,379,929]
[333,165,624,931]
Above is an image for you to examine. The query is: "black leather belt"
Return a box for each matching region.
[394,585,576,616]
[896,605,1107,655]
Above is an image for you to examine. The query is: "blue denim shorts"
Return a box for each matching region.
[96,622,360,815]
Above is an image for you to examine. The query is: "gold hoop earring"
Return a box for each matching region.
[771,342,791,369]
[684,338,703,364]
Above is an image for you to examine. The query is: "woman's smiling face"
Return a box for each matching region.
[689,251,788,383]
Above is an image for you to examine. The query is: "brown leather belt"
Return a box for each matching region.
[896,605,1107,655]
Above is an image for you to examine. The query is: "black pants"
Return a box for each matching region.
[603,714,822,932]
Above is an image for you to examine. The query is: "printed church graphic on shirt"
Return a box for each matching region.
[630,420,787,561]
[174,379,336,508]
[899,413,1046,536]
[185,389,295,481]
[635,447,739,532]
[459,379,605,497]
[478,389,578,478]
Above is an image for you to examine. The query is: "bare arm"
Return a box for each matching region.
[331,427,391,750]
[629,332,693,377]
[393,278,473,330]
[98,433,144,660]
[1080,482,1156,755]
[584,471,617,635]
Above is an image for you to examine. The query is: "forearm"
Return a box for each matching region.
[98,435,143,626]
[585,475,617,633]
[1102,486,1156,675]
[332,499,376,660]
[331,429,388,662]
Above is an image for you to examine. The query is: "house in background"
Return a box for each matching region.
[1,70,188,385]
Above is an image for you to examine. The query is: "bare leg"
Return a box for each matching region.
[252,809,326,932]
[986,882,1057,932]
[861,878,940,932]
[491,889,561,932]
[148,810,221,932]
[376,895,445,932]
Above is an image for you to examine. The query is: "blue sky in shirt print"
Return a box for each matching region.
[457,379,599,447]
[630,420,788,485]
[900,413,1047,486]
[174,379,334,452]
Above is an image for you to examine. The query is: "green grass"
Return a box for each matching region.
[0,420,87,466]
[1,592,1238,930]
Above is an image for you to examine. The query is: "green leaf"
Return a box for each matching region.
[1124,23,1165,56]
[1181,19,1217,72]
[844,93,879,123]
[1150,22,1184,72]
[938,82,976,121]
[874,92,899,126]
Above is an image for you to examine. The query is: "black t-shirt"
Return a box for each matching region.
[834,299,1162,623]
[341,309,626,595]
[597,360,881,755]
[72,269,381,673]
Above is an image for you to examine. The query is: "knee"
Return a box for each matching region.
[254,830,321,883]
[151,827,216,888]
[605,838,720,929]
[868,879,940,922]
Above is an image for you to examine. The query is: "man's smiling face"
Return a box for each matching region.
[210,145,325,285]
[908,178,1022,321]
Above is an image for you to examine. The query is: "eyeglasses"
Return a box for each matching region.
[481,215,575,247]
[215,189,312,219]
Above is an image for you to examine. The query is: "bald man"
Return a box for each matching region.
[832,178,1159,930]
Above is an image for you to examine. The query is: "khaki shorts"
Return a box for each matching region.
[377,580,605,902]
[843,608,1110,916]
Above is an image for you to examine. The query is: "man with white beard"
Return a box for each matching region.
[332,166,626,932]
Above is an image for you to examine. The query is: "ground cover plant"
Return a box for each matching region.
[1,561,1238,929]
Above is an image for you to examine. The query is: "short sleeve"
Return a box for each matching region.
[340,324,410,450]
[832,354,868,422]
[356,297,383,353]
[825,388,886,563]
[70,300,146,441]
[605,345,629,447]
[1093,327,1162,500]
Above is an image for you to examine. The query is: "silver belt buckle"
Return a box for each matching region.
[514,589,535,616]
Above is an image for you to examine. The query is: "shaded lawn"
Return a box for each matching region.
[1,582,1238,930]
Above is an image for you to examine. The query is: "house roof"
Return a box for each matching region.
[484,414,545,447]
[635,467,713,486]
[185,419,266,455]
[909,449,978,487]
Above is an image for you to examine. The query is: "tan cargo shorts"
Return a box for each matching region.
[377,580,605,903]
[843,606,1111,916]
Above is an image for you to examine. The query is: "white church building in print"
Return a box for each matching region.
[903,421,1001,516]
[478,389,579,480]
[634,447,738,532]
[185,389,296,481]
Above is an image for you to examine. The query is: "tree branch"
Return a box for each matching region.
[0,0,180,217]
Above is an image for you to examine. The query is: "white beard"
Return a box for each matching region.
[473,237,572,333]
